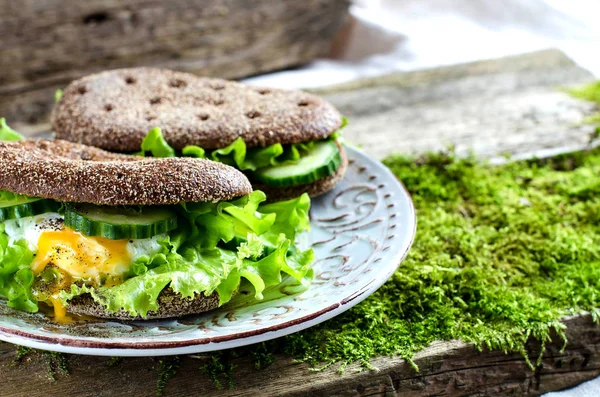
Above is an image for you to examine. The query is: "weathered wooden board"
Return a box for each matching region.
[316,49,597,162]
[2,314,599,397]
[2,49,599,397]
[0,0,349,123]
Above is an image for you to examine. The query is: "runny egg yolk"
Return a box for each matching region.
[47,296,73,324]
[31,228,131,279]
[31,227,131,323]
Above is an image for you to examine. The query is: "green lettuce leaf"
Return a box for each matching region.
[127,236,181,277]
[0,118,24,141]
[58,192,315,318]
[0,224,37,312]
[138,121,347,170]
[330,116,348,140]
[188,138,313,171]
[258,193,311,242]
[179,190,277,248]
[0,190,35,203]
[140,127,175,158]
[60,232,314,317]
[181,145,206,158]
[61,259,220,317]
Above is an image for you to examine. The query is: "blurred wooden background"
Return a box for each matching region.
[0,0,349,124]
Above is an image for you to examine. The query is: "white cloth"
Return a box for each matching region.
[246,1,600,395]
[244,0,600,89]
[545,377,600,397]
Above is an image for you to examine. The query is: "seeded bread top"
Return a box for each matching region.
[0,139,252,205]
[51,68,343,152]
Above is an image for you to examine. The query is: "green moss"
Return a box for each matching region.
[7,346,68,381]
[43,351,69,381]
[569,81,600,103]
[12,346,32,365]
[568,81,600,125]
[251,343,275,370]
[106,357,122,367]
[262,148,600,371]
[591,126,600,143]
[199,354,236,389]
[156,356,181,396]
[584,114,600,124]
[54,89,63,103]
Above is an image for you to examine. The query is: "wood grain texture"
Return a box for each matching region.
[1,314,599,397]
[3,49,600,396]
[0,0,349,123]
[315,49,597,163]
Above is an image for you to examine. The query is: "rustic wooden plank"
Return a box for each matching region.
[315,49,597,162]
[1,314,599,397]
[2,50,599,396]
[0,0,349,123]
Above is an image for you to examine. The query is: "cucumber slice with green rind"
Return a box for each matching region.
[252,140,342,187]
[0,198,60,221]
[64,204,178,240]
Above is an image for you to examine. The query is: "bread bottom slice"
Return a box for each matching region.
[254,144,348,202]
[67,288,220,321]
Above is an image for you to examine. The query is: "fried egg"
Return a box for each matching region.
[2,213,166,323]
[3,213,165,279]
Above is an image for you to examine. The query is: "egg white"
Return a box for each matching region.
[2,213,166,261]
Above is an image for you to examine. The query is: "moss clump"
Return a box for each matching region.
[261,147,600,370]
[105,357,122,367]
[43,351,69,381]
[251,343,275,370]
[199,354,236,389]
[568,81,600,125]
[156,356,181,396]
[12,346,32,365]
[6,345,68,380]
[569,81,600,104]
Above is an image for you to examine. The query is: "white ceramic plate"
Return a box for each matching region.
[0,146,416,356]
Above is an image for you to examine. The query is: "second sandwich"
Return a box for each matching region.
[52,68,348,201]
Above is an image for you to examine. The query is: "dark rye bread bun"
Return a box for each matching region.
[67,289,221,320]
[51,67,343,152]
[254,145,348,202]
[0,139,252,205]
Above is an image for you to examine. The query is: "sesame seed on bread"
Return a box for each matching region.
[0,139,252,205]
[51,68,343,152]
[67,289,221,320]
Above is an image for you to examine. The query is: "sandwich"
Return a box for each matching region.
[51,68,348,201]
[0,120,314,321]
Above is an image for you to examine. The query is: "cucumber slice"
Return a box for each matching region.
[64,204,177,240]
[252,140,342,187]
[0,196,59,221]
